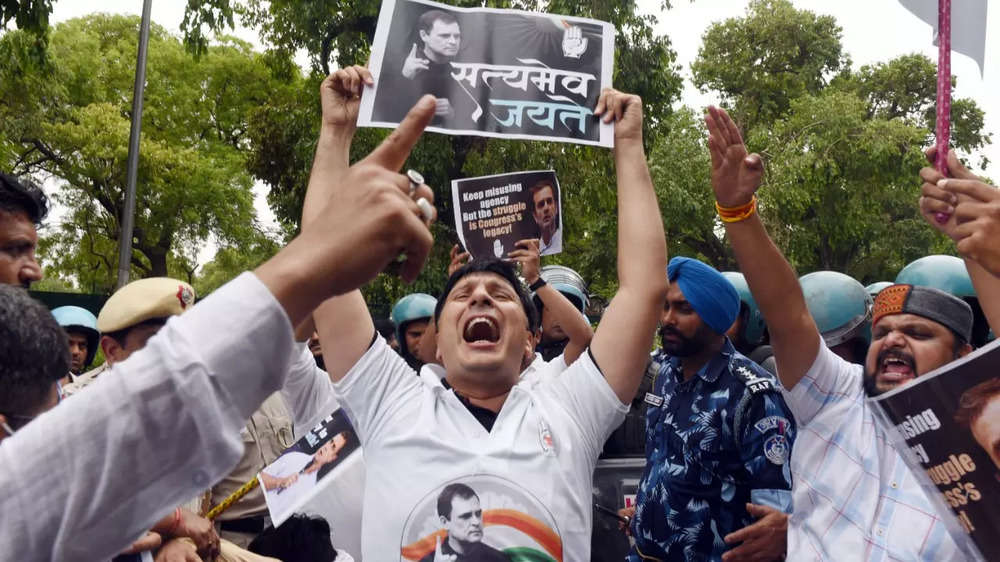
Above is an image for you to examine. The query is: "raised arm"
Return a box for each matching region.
[509,238,593,364]
[704,106,820,390]
[302,67,437,380]
[918,148,1000,336]
[589,90,669,403]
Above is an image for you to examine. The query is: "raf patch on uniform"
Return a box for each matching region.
[764,435,789,465]
[733,365,775,394]
[643,392,664,408]
[754,416,790,435]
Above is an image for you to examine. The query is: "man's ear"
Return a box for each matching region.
[100,335,123,366]
[957,342,974,359]
[419,30,429,44]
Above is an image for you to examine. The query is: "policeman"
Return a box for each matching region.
[896,255,990,347]
[51,306,99,388]
[532,265,589,361]
[800,271,872,364]
[626,257,796,561]
[390,293,437,370]
[720,271,775,375]
[83,278,293,550]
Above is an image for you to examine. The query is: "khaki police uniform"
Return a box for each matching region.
[210,393,295,547]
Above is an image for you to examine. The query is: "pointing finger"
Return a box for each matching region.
[363,95,436,171]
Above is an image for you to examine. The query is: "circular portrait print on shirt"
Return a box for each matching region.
[399,473,563,562]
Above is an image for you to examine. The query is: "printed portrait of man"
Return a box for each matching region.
[529,180,561,255]
[419,483,511,562]
[955,377,1000,471]
[397,9,476,127]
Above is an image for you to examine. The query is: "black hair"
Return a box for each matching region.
[373,317,396,340]
[418,9,459,33]
[310,431,353,481]
[0,285,68,427]
[434,258,539,333]
[436,482,478,519]
[0,173,48,225]
[248,514,338,562]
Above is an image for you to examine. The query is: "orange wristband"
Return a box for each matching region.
[716,195,757,223]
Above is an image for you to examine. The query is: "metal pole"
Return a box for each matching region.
[115,0,153,289]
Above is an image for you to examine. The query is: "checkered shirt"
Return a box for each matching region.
[784,343,964,560]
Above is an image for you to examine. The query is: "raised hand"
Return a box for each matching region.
[562,25,588,58]
[704,106,763,207]
[595,88,643,143]
[448,244,471,276]
[317,94,439,284]
[918,147,980,241]
[508,239,541,284]
[402,43,429,79]
[321,65,374,131]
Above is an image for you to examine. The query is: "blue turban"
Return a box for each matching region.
[667,257,740,335]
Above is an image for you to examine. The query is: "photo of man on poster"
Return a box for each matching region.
[398,9,471,125]
[956,378,1000,471]
[529,179,561,255]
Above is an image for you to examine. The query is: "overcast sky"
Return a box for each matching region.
[48,1,998,266]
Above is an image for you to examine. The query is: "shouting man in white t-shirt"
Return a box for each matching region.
[304,66,667,561]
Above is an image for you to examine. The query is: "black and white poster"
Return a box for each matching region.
[870,339,1000,561]
[451,170,562,260]
[359,0,615,147]
[258,409,361,526]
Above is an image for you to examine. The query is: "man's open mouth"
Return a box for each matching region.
[878,352,915,382]
[463,315,500,344]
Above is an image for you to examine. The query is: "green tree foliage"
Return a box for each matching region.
[0,15,292,293]
[692,0,989,282]
[181,0,683,309]
[691,0,849,132]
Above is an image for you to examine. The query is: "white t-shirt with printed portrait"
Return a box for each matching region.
[333,336,627,561]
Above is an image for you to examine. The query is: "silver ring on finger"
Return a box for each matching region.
[407,169,424,197]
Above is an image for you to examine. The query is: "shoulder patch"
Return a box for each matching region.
[764,434,790,465]
[731,363,776,395]
[754,415,790,434]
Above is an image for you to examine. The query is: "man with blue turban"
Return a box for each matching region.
[623,256,798,562]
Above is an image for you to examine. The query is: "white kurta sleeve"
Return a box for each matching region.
[0,272,295,561]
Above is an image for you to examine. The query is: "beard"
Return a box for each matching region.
[659,325,705,357]
[862,348,917,397]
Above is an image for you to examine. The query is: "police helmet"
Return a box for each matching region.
[896,255,988,346]
[720,271,766,346]
[865,281,893,299]
[391,293,437,354]
[51,306,100,367]
[534,265,588,313]
[800,271,873,347]
[895,255,975,297]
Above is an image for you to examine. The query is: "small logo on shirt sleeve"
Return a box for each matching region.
[539,419,555,455]
[764,435,789,465]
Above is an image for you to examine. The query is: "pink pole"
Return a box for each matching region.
[934,0,952,223]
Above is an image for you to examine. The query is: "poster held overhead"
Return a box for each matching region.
[870,339,1000,561]
[359,0,615,147]
[451,170,563,260]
